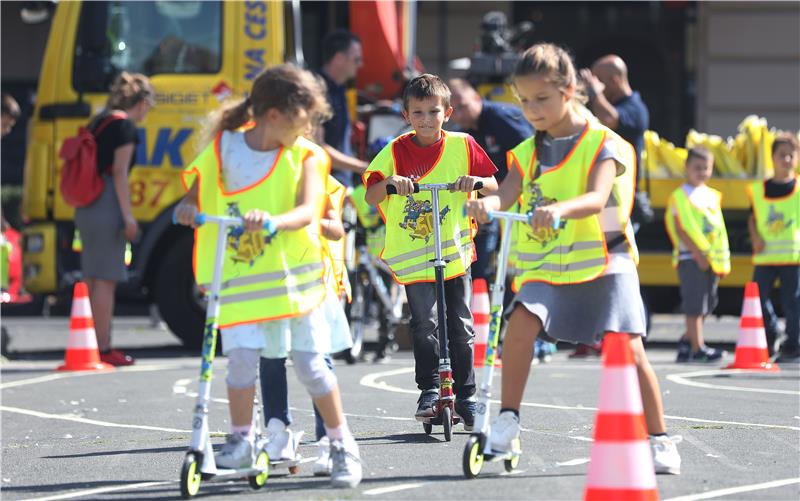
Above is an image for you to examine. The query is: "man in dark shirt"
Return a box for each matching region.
[319,30,368,187]
[448,79,533,282]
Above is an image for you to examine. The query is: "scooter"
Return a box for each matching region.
[386,181,482,441]
[176,213,297,498]
[462,209,561,478]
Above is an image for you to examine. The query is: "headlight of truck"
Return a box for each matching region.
[24,234,44,253]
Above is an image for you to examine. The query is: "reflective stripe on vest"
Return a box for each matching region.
[366,131,477,284]
[510,124,610,289]
[665,187,731,275]
[747,181,800,265]
[183,134,327,327]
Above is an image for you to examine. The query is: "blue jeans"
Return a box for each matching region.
[752,265,800,351]
[259,355,334,440]
[472,219,499,281]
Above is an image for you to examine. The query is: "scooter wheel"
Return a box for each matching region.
[423,422,433,435]
[288,465,300,475]
[180,453,202,499]
[462,434,484,479]
[443,407,452,442]
[248,450,270,489]
[504,438,521,472]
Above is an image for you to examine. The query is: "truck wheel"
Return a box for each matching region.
[155,233,205,350]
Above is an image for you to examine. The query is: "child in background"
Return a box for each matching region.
[466,43,682,474]
[175,64,361,488]
[665,147,729,362]
[747,132,800,362]
[363,74,499,429]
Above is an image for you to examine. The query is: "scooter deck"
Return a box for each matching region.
[268,431,304,471]
[417,413,462,425]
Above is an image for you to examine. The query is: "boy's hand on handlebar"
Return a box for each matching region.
[451,176,479,193]
[531,205,562,231]
[465,199,493,224]
[243,209,271,232]
[174,202,199,228]
[386,175,415,196]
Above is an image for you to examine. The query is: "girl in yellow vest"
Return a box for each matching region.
[466,43,682,474]
[747,132,800,362]
[665,147,729,363]
[174,64,361,488]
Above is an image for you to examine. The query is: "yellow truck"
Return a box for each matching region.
[22,1,295,347]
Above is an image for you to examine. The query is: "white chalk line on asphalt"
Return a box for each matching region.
[363,482,428,496]
[23,480,174,501]
[360,366,800,431]
[663,477,800,501]
[0,405,191,434]
[0,361,192,390]
[667,368,800,395]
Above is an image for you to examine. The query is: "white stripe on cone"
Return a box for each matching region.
[474,322,489,345]
[66,329,99,349]
[71,297,93,319]
[596,366,644,414]
[740,298,763,319]
[586,442,657,489]
[736,328,768,348]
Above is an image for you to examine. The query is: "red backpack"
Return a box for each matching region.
[59,112,127,208]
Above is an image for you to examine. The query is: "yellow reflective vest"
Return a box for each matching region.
[747,180,800,265]
[323,173,352,301]
[508,122,638,290]
[351,183,385,259]
[665,186,731,275]
[182,133,327,328]
[365,131,477,284]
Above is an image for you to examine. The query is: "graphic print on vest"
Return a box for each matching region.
[398,195,451,243]
[702,216,718,243]
[765,205,794,236]
[225,202,271,266]
[524,181,560,247]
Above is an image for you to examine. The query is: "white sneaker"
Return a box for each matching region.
[313,436,332,476]
[330,439,362,488]
[651,434,682,475]
[489,411,520,453]
[215,434,254,470]
[265,418,295,461]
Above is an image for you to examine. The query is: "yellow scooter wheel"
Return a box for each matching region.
[504,438,521,472]
[462,435,484,479]
[248,450,270,489]
[180,453,201,499]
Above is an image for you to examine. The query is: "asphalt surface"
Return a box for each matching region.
[1,316,798,501]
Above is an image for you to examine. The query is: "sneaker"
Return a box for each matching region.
[215,433,254,470]
[265,418,295,461]
[775,345,800,363]
[489,411,520,453]
[568,342,602,359]
[330,439,362,488]
[313,436,332,476]
[454,398,476,431]
[415,389,438,419]
[675,336,691,363]
[650,434,682,474]
[689,346,725,363]
[100,349,135,366]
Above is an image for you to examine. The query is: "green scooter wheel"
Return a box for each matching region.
[248,450,270,489]
[180,453,202,499]
[462,435,484,479]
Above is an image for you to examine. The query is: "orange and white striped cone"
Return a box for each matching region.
[471,278,491,367]
[57,282,114,372]
[725,282,779,372]
[584,332,658,501]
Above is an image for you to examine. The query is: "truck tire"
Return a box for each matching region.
[154,233,205,350]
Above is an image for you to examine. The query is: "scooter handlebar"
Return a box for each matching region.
[172,211,276,232]
[385,181,484,195]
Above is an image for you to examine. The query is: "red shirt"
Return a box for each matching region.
[365,132,498,187]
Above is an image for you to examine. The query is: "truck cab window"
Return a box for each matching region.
[74,1,221,92]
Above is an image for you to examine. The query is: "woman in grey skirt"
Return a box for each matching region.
[466,43,682,475]
[74,72,154,366]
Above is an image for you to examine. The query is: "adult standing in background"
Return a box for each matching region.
[448,78,533,282]
[319,30,368,187]
[74,72,154,367]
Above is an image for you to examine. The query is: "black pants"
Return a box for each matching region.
[405,272,476,399]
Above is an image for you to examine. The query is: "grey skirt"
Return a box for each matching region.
[74,177,128,282]
[506,273,647,344]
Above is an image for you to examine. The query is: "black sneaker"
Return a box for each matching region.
[415,389,438,419]
[689,346,725,363]
[675,336,691,363]
[775,346,800,363]
[454,398,476,431]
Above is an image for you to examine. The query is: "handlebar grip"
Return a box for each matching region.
[386,182,420,195]
[473,181,484,191]
[195,213,207,226]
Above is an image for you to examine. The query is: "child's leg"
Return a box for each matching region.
[312,354,335,440]
[290,350,347,434]
[404,282,440,391]
[445,274,476,400]
[500,306,541,410]
[753,265,780,352]
[259,357,291,426]
[684,314,704,352]
[778,265,800,352]
[226,348,261,435]
[629,335,666,435]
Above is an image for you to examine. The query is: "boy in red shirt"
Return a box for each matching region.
[363,74,498,428]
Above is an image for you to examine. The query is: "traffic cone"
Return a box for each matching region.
[584,332,658,501]
[472,278,503,367]
[725,282,779,371]
[57,282,114,372]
